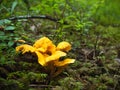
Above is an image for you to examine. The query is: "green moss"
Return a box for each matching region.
[58,77,84,90]
[0,78,28,90]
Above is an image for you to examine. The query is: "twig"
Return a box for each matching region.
[8,15,59,22]
[8,15,68,24]
[29,84,55,88]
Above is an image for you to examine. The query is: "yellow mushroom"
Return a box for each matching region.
[57,41,71,52]
[16,44,35,54]
[16,37,75,77]
[54,58,75,67]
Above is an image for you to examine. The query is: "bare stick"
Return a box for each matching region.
[9,15,59,22]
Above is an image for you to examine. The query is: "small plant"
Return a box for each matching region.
[16,37,75,79]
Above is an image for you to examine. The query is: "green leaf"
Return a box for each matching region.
[0,19,11,25]
[11,0,18,14]
[4,19,11,24]
[0,43,7,49]
[0,20,4,25]
[8,41,14,47]
[5,26,15,30]
[0,36,7,41]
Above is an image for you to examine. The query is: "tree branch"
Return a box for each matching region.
[29,84,54,88]
[8,15,60,22]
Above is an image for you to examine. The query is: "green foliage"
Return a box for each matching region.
[0,19,19,65]
[0,19,17,49]
[95,0,120,25]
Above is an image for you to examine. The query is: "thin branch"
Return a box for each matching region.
[29,84,55,88]
[8,15,68,24]
[8,15,60,22]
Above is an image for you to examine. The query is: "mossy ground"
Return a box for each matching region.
[0,49,120,90]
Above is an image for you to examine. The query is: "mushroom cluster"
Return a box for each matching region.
[16,37,75,77]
